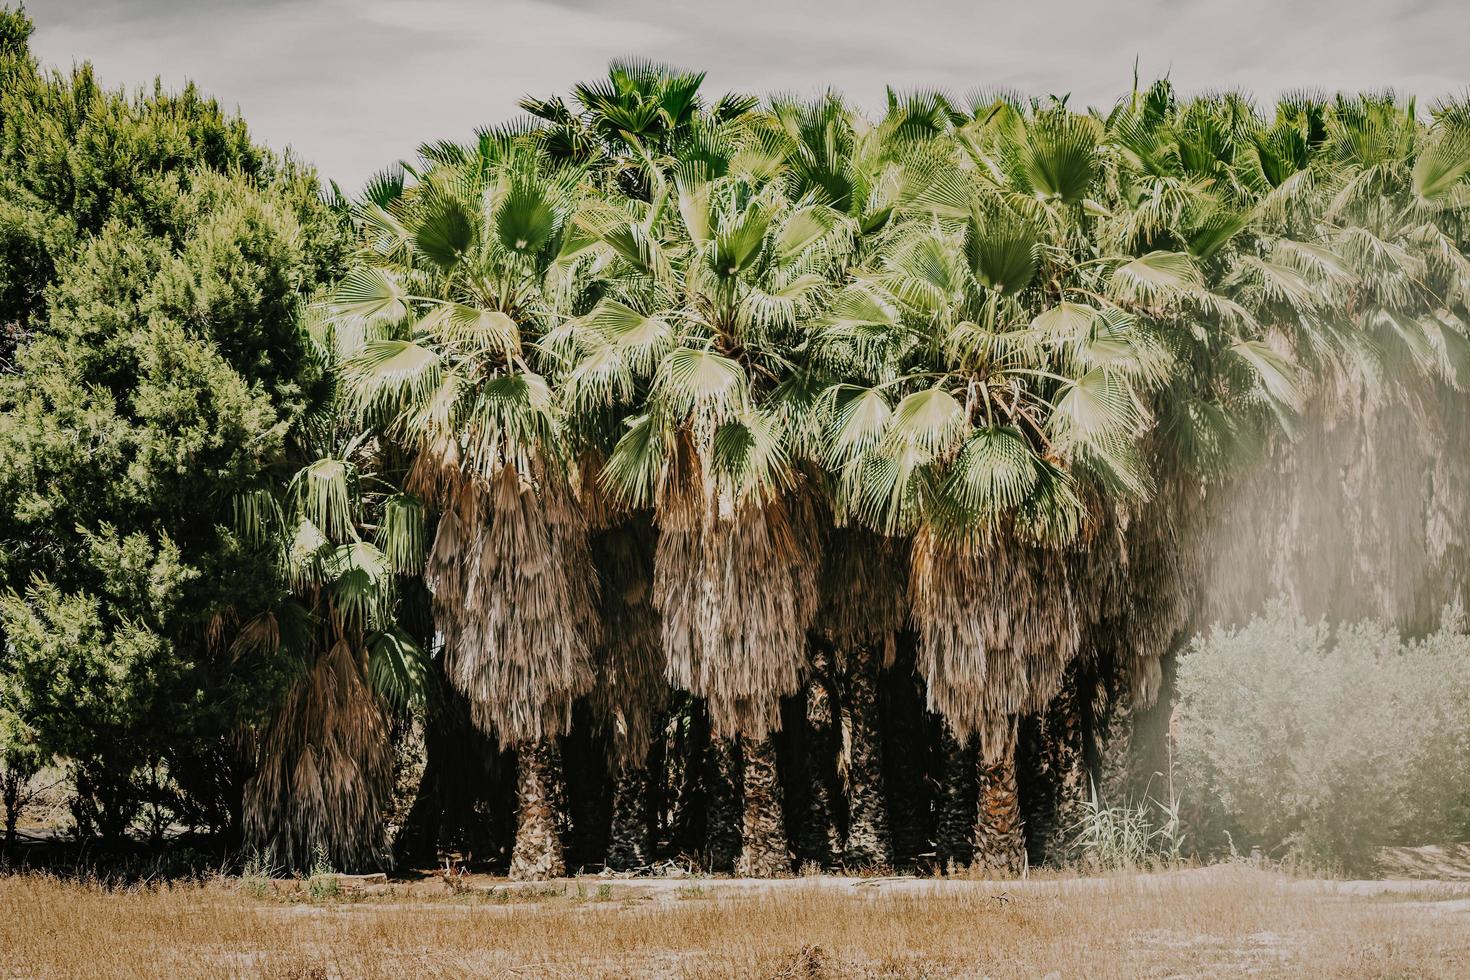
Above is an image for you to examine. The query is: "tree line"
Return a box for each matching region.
[2,7,1468,877]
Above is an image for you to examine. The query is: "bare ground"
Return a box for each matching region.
[1,864,1467,978]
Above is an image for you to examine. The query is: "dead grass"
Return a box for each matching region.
[1,866,1467,978]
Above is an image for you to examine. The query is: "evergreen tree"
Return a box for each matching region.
[0,6,345,839]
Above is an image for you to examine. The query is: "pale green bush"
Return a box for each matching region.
[1175,602,1470,873]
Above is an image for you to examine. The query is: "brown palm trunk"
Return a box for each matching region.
[509,738,567,881]
[1019,664,1088,868]
[605,764,652,870]
[392,750,441,867]
[562,711,610,871]
[668,696,706,861]
[1015,715,1050,868]
[973,716,1025,876]
[1044,669,1089,865]
[841,643,892,868]
[704,734,742,872]
[935,727,977,871]
[796,655,841,868]
[737,735,791,877]
[882,648,933,869]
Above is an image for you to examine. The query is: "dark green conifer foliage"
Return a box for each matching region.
[0,5,345,838]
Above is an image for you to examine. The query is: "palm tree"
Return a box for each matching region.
[587,512,665,870]
[235,310,429,872]
[328,142,606,880]
[756,93,947,872]
[1200,92,1470,630]
[813,87,1332,870]
[814,527,904,868]
[1049,86,1470,819]
[522,59,756,201]
[286,73,1470,880]
[811,107,1152,869]
[556,149,853,873]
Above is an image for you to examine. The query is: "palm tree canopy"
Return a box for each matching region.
[322,69,1470,746]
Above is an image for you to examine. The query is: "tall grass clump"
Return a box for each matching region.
[1070,790,1187,872]
[1174,602,1470,873]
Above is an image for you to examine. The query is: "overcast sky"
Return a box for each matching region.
[28,0,1470,190]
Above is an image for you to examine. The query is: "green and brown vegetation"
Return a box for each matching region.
[1,2,1469,919]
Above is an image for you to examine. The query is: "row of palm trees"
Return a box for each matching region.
[236,65,1470,878]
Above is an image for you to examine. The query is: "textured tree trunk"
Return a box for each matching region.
[393,750,441,867]
[703,734,742,872]
[795,655,842,868]
[737,735,791,877]
[1123,644,1181,797]
[2,767,20,851]
[605,765,652,870]
[561,711,610,871]
[509,738,567,881]
[667,698,706,862]
[841,642,892,868]
[881,647,933,869]
[935,727,978,871]
[1016,714,1051,868]
[973,716,1025,876]
[1023,666,1088,867]
[644,705,670,858]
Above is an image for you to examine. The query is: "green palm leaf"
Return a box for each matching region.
[233,486,283,548]
[1031,302,1097,337]
[1109,250,1203,304]
[774,205,840,262]
[711,410,789,496]
[1185,206,1250,259]
[290,459,358,543]
[328,541,392,630]
[941,426,1041,514]
[1051,369,1141,443]
[329,268,409,326]
[888,386,966,454]
[461,372,560,470]
[419,304,520,356]
[344,339,443,417]
[1230,338,1304,410]
[827,386,892,463]
[414,194,477,270]
[1413,121,1470,201]
[582,300,673,374]
[286,518,331,589]
[1017,110,1101,204]
[367,628,430,713]
[602,414,668,508]
[375,493,425,575]
[966,215,1038,292]
[656,347,747,420]
[710,206,772,277]
[494,181,557,255]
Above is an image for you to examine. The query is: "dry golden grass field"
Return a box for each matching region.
[1,865,1467,978]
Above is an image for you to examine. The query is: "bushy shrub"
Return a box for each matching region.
[1175,602,1470,873]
